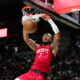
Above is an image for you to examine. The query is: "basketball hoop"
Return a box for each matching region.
[22,6,44,22]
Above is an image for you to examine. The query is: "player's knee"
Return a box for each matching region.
[15,78,20,80]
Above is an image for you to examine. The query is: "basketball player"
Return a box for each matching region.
[15,14,60,80]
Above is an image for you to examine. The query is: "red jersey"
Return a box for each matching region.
[31,45,53,73]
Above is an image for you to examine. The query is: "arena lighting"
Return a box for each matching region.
[0,28,7,38]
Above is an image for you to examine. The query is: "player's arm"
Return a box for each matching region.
[48,19,60,57]
[23,28,39,51]
[42,14,60,57]
[50,32,60,57]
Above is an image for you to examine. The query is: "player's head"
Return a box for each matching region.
[42,33,52,45]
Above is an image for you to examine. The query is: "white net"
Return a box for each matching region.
[22,6,44,22]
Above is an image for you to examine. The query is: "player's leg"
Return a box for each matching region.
[14,72,30,80]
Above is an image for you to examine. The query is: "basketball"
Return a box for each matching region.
[22,19,38,34]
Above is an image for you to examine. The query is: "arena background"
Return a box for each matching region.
[0,0,80,80]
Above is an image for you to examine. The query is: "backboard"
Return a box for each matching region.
[22,0,80,29]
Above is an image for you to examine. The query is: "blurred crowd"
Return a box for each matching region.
[49,47,80,80]
[0,47,80,80]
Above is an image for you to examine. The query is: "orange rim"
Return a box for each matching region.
[22,6,32,13]
[22,5,43,16]
[22,6,36,15]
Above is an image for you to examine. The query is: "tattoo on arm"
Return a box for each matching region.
[51,33,60,57]
[27,39,38,51]
[53,38,60,49]
[23,29,39,51]
[25,39,38,51]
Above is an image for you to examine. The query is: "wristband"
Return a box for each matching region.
[48,19,60,34]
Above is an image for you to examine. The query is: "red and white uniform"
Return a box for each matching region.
[31,45,53,73]
[15,45,53,80]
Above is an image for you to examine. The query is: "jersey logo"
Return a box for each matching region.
[37,48,48,54]
[36,48,49,58]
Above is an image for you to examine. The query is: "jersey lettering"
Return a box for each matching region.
[37,48,48,54]
[31,45,53,73]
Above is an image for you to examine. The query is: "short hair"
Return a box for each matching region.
[43,33,52,38]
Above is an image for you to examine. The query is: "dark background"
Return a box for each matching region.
[0,0,80,80]
[0,0,80,52]
[0,0,80,51]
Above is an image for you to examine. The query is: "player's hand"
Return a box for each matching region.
[23,28,29,34]
[42,14,50,21]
